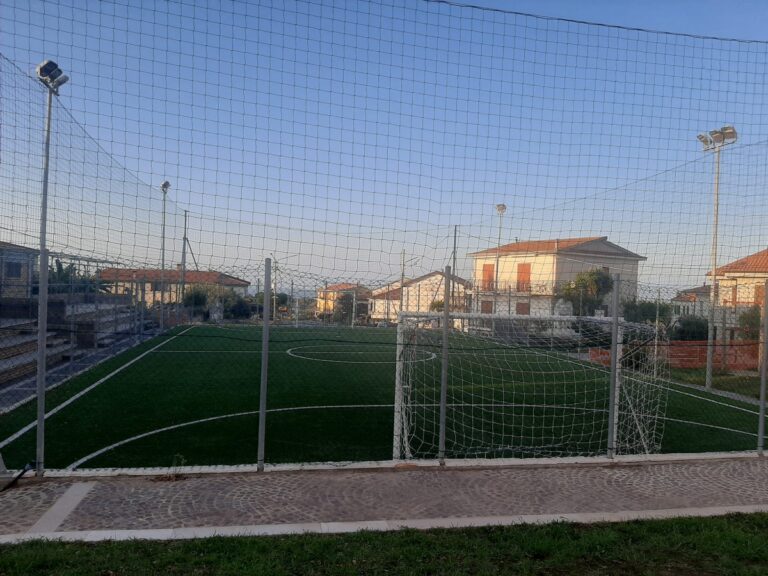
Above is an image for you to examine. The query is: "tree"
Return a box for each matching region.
[557,269,614,316]
[738,305,761,340]
[670,315,709,341]
[253,292,289,307]
[623,300,672,325]
[333,293,354,324]
[430,299,444,312]
[41,259,109,294]
[183,287,208,308]
[223,293,251,319]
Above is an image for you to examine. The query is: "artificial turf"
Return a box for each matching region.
[0,324,763,469]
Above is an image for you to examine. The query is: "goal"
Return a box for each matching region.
[393,313,669,461]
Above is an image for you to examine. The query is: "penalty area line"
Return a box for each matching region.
[0,327,195,450]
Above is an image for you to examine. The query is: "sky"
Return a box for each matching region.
[1,0,768,294]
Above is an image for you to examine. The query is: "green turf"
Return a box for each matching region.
[3,514,768,575]
[0,324,764,469]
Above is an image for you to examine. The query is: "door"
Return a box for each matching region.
[517,263,531,292]
[482,264,495,291]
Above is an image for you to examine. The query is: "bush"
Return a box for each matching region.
[738,305,761,340]
[670,315,708,341]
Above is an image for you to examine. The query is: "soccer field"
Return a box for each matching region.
[0,324,763,470]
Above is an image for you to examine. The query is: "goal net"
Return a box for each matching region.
[393,313,669,460]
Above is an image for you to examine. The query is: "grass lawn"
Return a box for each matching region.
[0,324,764,469]
[2,514,768,575]
[670,367,762,399]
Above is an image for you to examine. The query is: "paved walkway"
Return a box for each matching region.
[2,456,768,543]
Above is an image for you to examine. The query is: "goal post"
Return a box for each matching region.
[393,312,669,461]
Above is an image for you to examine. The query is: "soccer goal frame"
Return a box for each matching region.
[393,311,669,462]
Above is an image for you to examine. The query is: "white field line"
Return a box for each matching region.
[67,404,393,469]
[501,344,762,415]
[0,327,194,450]
[66,402,759,470]
[286,346,436,364]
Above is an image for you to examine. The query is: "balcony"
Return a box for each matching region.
[473,280,551,296]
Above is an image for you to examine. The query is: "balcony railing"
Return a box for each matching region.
[473,280,551,295]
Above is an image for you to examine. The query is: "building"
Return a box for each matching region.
[468,236,645,316]
[98,267,250,306]
[0,242,38,299]
[369,271,470,322]
[670,285,711,322]
[315,283,371,318]
[708,248,768,309]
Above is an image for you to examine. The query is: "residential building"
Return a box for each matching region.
[98,266,250,306]
[315,283,371,318]
[708,248,768,309]
[369,271,469,322]
[468,236,645,316]
[670,285,711,322]
[0,242,37,299]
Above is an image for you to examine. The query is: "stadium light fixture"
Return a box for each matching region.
[697,125,737,390]
[34,59,68,478]
[36,60,69,93]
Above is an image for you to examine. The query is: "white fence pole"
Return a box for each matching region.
[257,258,271,471]
[758,279,768,454]
[438,266,451,464]
[393,317,405,460]
[607,274,621,458]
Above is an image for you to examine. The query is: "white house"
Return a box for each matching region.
[468,236,645,316]
[670,285,711,323]
[369,271,469,322]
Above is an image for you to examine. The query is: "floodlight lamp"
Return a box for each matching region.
[52,75,69,89]
[721,125,737,143]
[496,203,507,215]
[709,130,724,145]
[36,60,60,81]
[160,181,170,193]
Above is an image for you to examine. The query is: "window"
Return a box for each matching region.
[480,300,493,314]
[4,261,22,279]
[516,302,530,315]
[152,281,163,292]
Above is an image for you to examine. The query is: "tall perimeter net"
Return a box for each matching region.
[394,313,669,460]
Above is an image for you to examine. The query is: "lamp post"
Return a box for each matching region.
[495,204,506,313]
[159,181,170,332]
[34,60,68,477]
[697,126,737,389]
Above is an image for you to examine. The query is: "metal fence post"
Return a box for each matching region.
[393,315,405,461]
[758,279,768,454]
[607,274,621,458]
[257,258,271,471]
[438,266,451,465]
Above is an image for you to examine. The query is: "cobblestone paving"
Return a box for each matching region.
[2,458,768,535]
[0,480,72,533]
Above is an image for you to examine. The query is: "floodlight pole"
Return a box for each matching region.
[705,146,721,390]
[495,205,506,312]
[34,85,55,477]
[180,210,188,304]
[160,182,169,333]
[698,126,736,390]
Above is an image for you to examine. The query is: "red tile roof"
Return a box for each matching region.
[710,248,768,275]
[469,236,604,257]
[99,268,249,287]
[323,283,361,292]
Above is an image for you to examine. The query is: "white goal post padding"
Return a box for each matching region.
[393,313,669,460]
